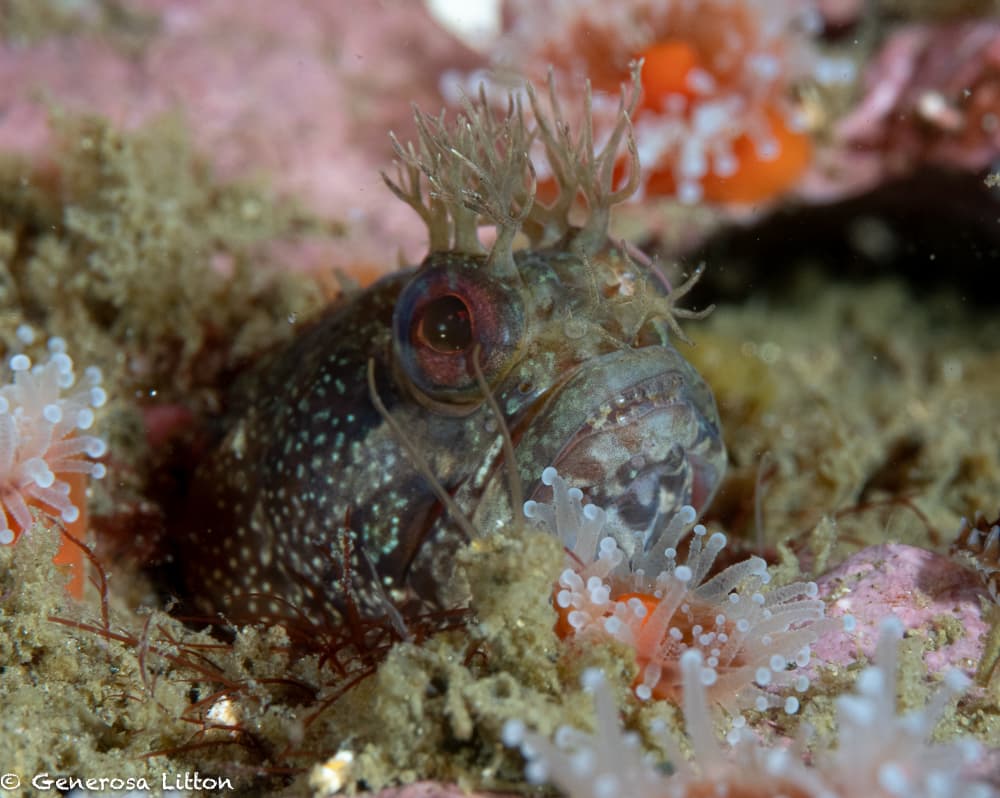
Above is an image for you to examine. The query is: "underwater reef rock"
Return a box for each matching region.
[805,17,1000,200]
[0,0,481,272]
[361,784,508,798]
[815,543,990,677]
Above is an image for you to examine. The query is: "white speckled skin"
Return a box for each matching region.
[168,70,725,631]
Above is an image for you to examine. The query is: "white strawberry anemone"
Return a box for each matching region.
[0,335,107,545]
[504,618,993,798]
[525,466,824,713]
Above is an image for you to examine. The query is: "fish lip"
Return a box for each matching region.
[540,369,688,492]
[520,349,688,480]
[521,346,724,526]
[574,371,688,438]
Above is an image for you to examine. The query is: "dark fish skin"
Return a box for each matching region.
[172,253,511,624]
[171,269,424,624]
[168,72,727,628]
[170,246,725,627]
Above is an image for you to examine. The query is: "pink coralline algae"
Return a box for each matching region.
[0,336,107,545]
[805,20,1000,199]
[445,0,850,205]
[0,0,480,272]
[505,619,995,798]
[813,543,991,678]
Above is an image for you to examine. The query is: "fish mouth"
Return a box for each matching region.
[523,347,725,557]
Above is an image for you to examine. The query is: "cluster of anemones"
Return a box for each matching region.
[504,618,993,798]
[524,467,824,714]
[0,331,107,592]
[445,0,849,205]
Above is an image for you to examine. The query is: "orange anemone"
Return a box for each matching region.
[636,38,811,204]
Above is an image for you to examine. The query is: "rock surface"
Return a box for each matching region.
[814,542,990,676]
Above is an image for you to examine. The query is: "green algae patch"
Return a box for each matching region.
[0,526,199,792]
[896,627,1000,750]
[297,524,650,795]
[694,279,1000,564]
[1,519,349,795]
[0,109,332,548]
[0,0,158,47]
[0,107,342,793]
[0,112,326,400]
[683,328,778,433]
[459,522,564,689]
[0,518,654,795]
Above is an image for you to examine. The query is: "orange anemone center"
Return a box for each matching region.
[639,40,702,106]
[553,582,747,703]
[635,38,812,204]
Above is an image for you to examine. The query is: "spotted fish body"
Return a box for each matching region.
[172,74,726,627]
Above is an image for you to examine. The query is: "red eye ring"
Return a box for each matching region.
[393,258,523,404]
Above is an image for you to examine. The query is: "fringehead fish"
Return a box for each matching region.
[170,68,726,629]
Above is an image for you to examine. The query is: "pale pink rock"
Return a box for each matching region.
[814,543,990,677]
[802,20,1000,201]
[0,1,483,274]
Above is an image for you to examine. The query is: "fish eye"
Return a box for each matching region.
[416,294,473,353]
[393,258,523,404]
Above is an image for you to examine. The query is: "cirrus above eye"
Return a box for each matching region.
[393,258,524,404]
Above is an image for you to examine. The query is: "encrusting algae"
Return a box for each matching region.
[0,112,323,400]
